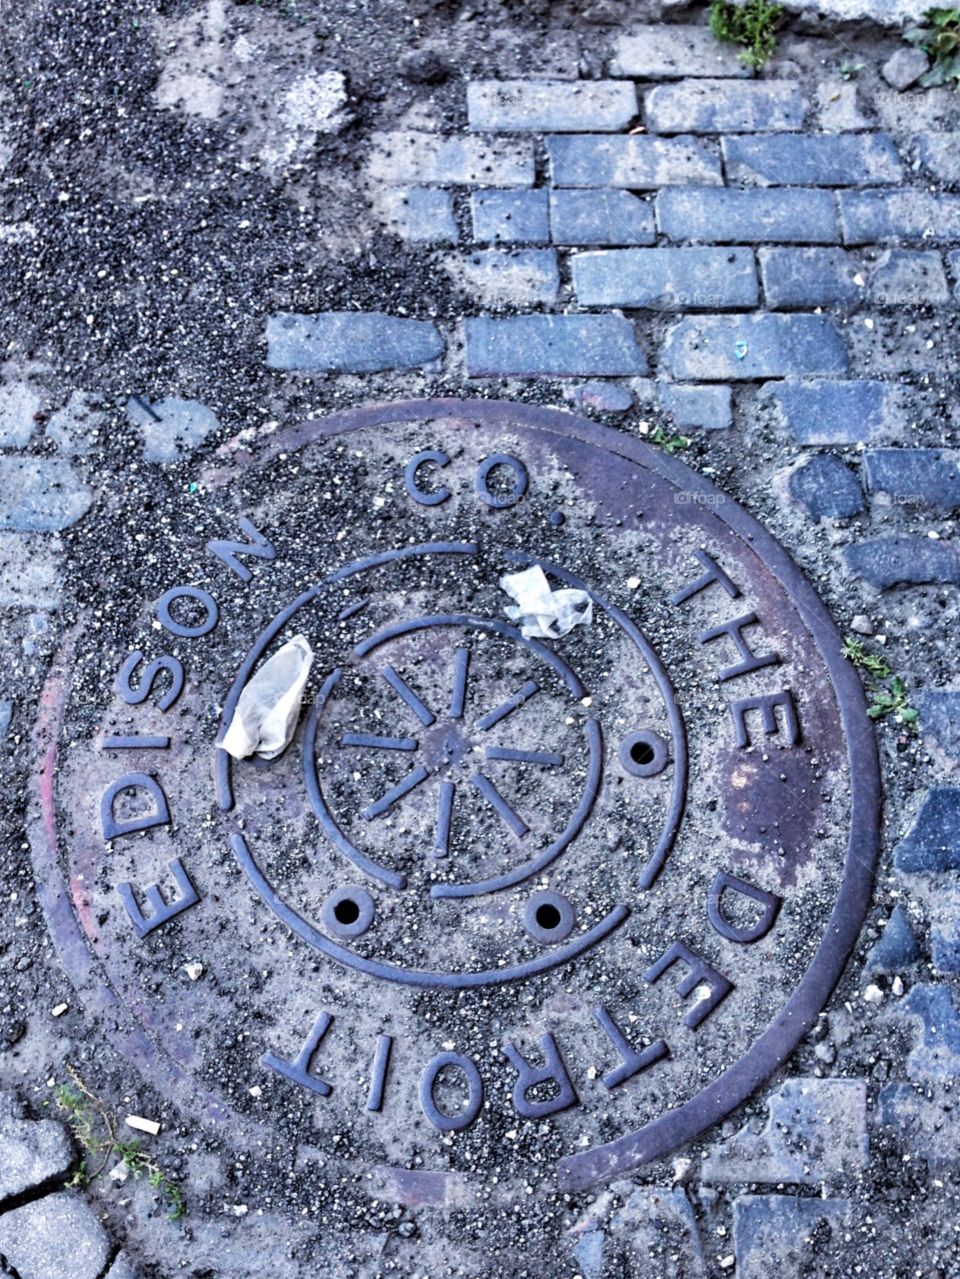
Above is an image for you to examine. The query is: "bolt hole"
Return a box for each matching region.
[535,903,562,931]
[630,740,656,766]
[334,898,360,925]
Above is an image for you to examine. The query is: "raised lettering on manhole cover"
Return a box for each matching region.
[30,399,880,1192]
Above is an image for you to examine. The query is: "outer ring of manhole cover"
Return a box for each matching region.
[29,397,880,1194]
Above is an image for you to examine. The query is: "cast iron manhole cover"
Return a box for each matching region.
[30,398,880,1193]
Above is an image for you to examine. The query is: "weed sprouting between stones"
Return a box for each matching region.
[51,1066,185,1222]
[709,0,785,69]
[904,8,960,88]
[842,637,920,730]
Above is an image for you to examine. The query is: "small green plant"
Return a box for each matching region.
[904,9,960,88]
[709,0,785,69]
[842,637,919,730]
[648,425,691,453]
[840,61,865,79]
[54,1068,185,1221]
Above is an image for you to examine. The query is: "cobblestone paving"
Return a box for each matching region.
[0,2,958,1277]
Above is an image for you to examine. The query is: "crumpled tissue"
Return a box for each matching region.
[500,565,593,640]
[220,634,314,759]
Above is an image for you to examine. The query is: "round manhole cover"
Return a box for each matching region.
[30,398,879,1194]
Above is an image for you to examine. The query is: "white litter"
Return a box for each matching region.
[184,962,204,981]
[126,1114,161,1136]
[500,566,592,640]
[50,1003,69,1018]
[220,635,314,760]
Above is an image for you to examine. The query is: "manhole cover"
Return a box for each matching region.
[30,398,879,1194]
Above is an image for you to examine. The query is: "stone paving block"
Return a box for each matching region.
[722,132,902,186]
[467,80,637,132]
[0,1192,112,1279]
[0,533,63,609]
[840,191,960,244]
[471,189,549,244]
[367,132,534,186]
[0,1091,74,1204]
[763,379,895,444]
[932,912,960,974]
[733,1196,850,1279]
[788,453,864,519]
[464,314,648,377]
[0,380,41,448]
[0,457,92,532]
[950,250,960,300]
[659,382,733,429]
[913,131,960,184]
[613,1188,706,1277]
[878,1083,959,1168]
[816,79,871,133]
[760,248,863,308]
[894,788,960,873]
[844,537,960,589]
[546,134,721,188]
[265,311,444,373]
[549,190,656,246]
[871,249,951,305]
[570,1229,604,1278]
[0,700,11,738]
[45,390,108,457]
[575,380,634,413]
[656,188,838,244]
[882,46,930,91]
[572,247,758,309]
[126,396,220,463]
[644,80,807,134]
[702,1078,868,1186]
[901,984,960,1082]
[378,187,457,244]
[447,249,560,306]
[865,448,960,510]
[865,905,920,972]
[610,26,752,79]
[103,1253,142,1279]
[662,314,848,381]
[916,690,960,762]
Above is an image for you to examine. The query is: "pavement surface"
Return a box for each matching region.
[0,2,959,1278]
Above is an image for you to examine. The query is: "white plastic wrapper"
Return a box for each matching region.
[500,565,593,640]
[220,634,314,760]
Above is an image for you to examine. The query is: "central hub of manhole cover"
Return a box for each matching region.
[31,398,879,1194]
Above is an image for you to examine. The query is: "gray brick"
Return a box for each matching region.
[465,314,648,377]
[866,905,920,973]
[550,190,656,246]
[760,248,950,309]
[882,46,930,91]
[722,133,902,186]
[266,311,444,373]
[471,189,549,244]
[865,448,960,510]
[916,690,960,762]
[645,80,807,134]
[547,134,721,188]
[467,80,637,132]
[703,1079,867,1186]
[895,789,960,874]
[0,1193,112,1279]
[656,188,838,244]
[0,457,92,532]
[367,132,534,186]
[658,382,732,429]
[763,379,896,444]
[913,132,960,184]
[840,191,960,244]
[950,250,960,299]
[127,396,220,464]
[0,381,41,448]
[734,1197,850,1279]
[576,380,633,413]
[788,454,864,518]
[0,1092,75,1202]
[572,247,758,309]
[447,249,560,306]
[0,533,63,609]
[663,315,847,381]
[844,537,960,589]
[378,187,457,244]
[610,26,751,79]
[816,79,871,133]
